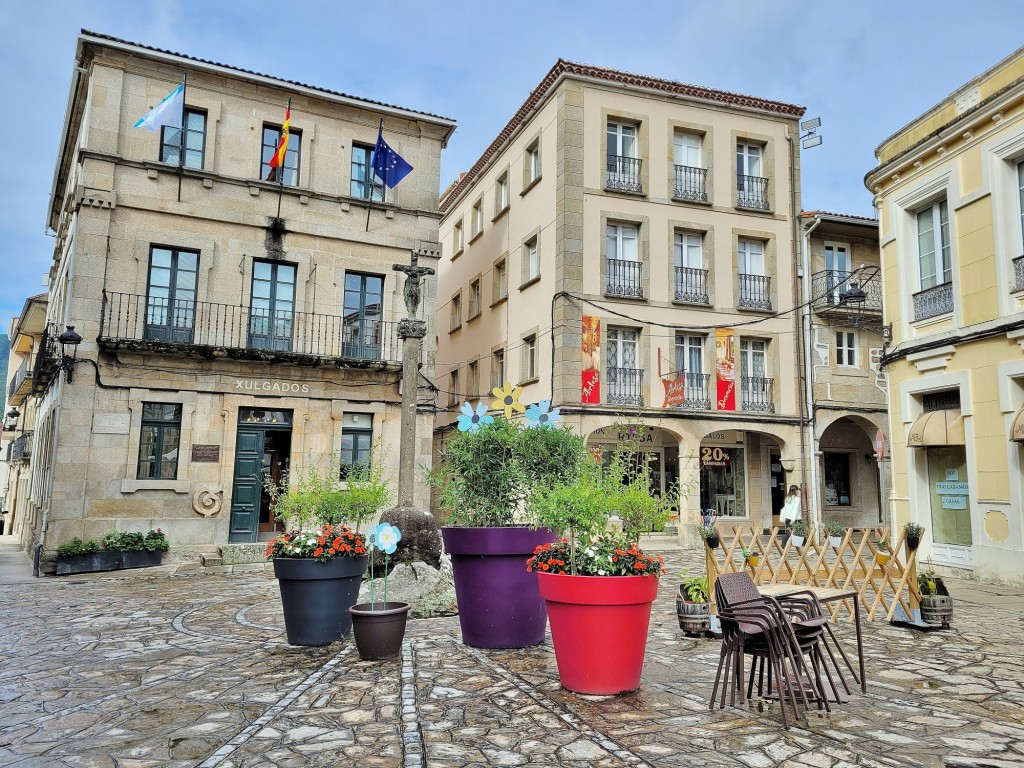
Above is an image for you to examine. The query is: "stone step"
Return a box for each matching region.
[199,552,223,567]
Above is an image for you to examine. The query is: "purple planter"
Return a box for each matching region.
[441,526,557,648]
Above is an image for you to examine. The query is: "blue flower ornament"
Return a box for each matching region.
[371,523,402,556]
[457,401,494,432]
[524,400,561,428]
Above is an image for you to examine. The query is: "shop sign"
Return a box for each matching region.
[581,316,601,404]
[934,481,968,495]
[940,496,967,510]
[701,446,731,468]
[234,379,310,394]
[715,329,736,411]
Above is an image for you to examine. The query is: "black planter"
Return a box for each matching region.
[274,556,368,646]
[120,550,162,570]
[907,536,921,551]
[704,534,720,549]
[349,602,411,660]
[56,550,121,575]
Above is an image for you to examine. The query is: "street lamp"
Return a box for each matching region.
[4,407,20,431]
[57,326,83,383]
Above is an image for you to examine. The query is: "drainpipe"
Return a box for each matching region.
[801,213,823,536]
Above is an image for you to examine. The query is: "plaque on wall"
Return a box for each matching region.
[191,444,221,463]
[93,413,131,434]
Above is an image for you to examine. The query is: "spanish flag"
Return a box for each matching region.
[266,105,290,182]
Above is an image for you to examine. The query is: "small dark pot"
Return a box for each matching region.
[906,536,921,551]
[120,550,162,569]
[349,602,411,660]
[56,550,120,575]
[704,534,720,549]
[273,556,368,646]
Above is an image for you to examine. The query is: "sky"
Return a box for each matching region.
[1,0,1021,326]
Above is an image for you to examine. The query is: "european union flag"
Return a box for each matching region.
[372,129,413,189]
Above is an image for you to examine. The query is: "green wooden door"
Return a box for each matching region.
[229,429,265,543]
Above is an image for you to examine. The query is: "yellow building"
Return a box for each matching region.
[865,46,1024,584]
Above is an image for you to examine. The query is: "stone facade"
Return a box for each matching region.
[20,31,455,569]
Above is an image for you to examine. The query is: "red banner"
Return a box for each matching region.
[582,315,601,404]
[715,328,735,411]
[657,347,686,408]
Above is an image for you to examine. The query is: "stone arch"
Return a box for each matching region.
[818,414,888,529]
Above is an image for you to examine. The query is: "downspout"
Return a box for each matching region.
[801,213,823,535]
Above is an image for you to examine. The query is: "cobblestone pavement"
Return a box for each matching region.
[1,538,1023,768]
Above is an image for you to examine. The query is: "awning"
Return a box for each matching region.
[908,409,965,448]
[1011,406,1024,443]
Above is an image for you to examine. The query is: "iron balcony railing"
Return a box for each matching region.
[607,367,644,406]
[606,155,643,193]
[673,165,708,202]
[1014,255,1024,291]
[811,269,883,313]
[99,292,401,364]
[7,353,35,405]
[30,322,62,396]
[736,174,770,210]
[740,377,775,413]
[912,282,954,322]
[9,432,33,462]
[674,266,709,304]
[738,274,772,310]
[606,259,644,298]
[671,372,712,411]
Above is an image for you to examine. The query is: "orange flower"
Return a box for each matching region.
[313,547,324,557]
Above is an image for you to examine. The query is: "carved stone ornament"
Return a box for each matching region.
[192,486,224,518]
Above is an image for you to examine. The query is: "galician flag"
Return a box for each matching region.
[133,83,184,133]
[266,106,291,182]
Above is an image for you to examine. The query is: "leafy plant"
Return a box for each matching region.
[741,548,755,560]
[330,457,391,528]
[790,518,808,537]
[102,530,146,552]
[56,537,100,557]
[823,519,846,537]
[918,570,938,596]
[264,524,367,562]
[679,570,709,602]
[876,540,891,554]
[904,522,925,538]
[698,524,718,541]
[143,529,170,553]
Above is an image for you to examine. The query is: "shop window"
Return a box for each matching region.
[823,452,851,506]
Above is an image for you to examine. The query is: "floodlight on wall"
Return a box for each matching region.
[57,326,83,383]
[800,116,823,150]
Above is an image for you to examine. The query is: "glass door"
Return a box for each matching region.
[343,272,384,359]
[249,261,296,351]
[145,247,198,343]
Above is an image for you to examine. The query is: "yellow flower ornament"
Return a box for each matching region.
[491,381,526,419]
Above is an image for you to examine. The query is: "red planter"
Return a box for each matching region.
[537,571,659,695]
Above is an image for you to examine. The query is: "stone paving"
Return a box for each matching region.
[1,535,1023,767]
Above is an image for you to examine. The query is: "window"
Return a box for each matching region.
[467,360,480,396]
[343,273,384,359]
[471,199,484,238]
[736,142,762,177]
[740,338,767,379]
[351,144,384,201]
[160,109,206,169]
[607,121,641,192]
[523,236,539,282]
[673,131,702,167]
[526,140,541,185]
[607,121,638,159]
[916,200,952,289]
[836,331,857,367]
[824,242,851,303]
[468,278,482,318]
[450,293,462,331]
[736,142,768,209]
[448,369,460,407]
[495,171,510,213]
[1017,161,1024,247]
[340,413,373,479]
[492,348,506,389]
[674,333,705,375]
[823,453,851,506]
[738,238,765,275]
[606,223,641,297]
[522,334,538,381]
[453,219,464,255]
[607,327,641,405]
[137,403,182,479]
[260,124,301,185]
[249,261,296,351]
[493,258,508,302]
[145,247,198,343]
[674,231,702,269]
[607,223,639,262]
[740,338,771,411]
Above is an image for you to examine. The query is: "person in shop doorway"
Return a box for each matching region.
[780,485,801,530]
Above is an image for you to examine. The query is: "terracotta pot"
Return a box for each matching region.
[349,601,411,660]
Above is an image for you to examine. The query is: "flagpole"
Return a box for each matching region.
[365,118,384,232]
[277,97,290,220]
[177,73,187,203]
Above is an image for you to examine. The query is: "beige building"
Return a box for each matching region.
[865,46,1024,584]
[19,31,454,569]
[800,212,890,530]
[435,60,807,535]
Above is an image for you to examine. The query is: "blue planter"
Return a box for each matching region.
[56,550,121,575]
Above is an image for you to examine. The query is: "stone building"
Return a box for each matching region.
[800,212,890,530]
[21,31,454,569]
[865,45,1024,584]
[435,60,807,537]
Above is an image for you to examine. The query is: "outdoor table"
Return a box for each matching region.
[756,583,867,694]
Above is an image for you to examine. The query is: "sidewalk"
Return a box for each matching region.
[0,535,34,585]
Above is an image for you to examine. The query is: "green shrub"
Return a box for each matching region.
[680,571,709,602]
[143,529,170,553]
[823,519,846,537]
[102,530,145,552]
[56,537,100,557]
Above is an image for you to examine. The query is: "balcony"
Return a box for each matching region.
[674,266,709,305]
[811,269,883,315]
[673,165,708,202]
[671,372,712,411]
[7,432,33,462]
[606,260,644,299]
[1014,255,1024,292]
[607,367,644,406]
[740,377,775,413]
[7,353,35,406]
[99,292,401,366]
[738,274,772,310]
[606,155,643,194]
[736,174,770,210]
[30,323,62,397]
[912,282,954,322]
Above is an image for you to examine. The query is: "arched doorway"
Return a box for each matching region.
[818,416,882,528]
[586,424,681,498]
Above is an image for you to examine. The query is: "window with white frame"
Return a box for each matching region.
[673,131,702,167]
[836,330,857,367]
[526,140,541,185]
[450,293,462,331]
[607,121,640,191]
[674,231,702,269]
[740,338,767,379]
[522,335,538,381]
[824,242,851,303]
[495,171,510,213]
[471,199,483,238]
[467,361,479,396]
[468,278,482,318]
[916,199,952,289]
[607,327,639,371]
[494,259,508,301]
[674,333,704,375]
[523,236,539,282]
[736,143,762,177]
[606,327,641,404]
[607,223,639,261]
[340,413,373,479]
[492,348,505,388]
[738,238,765,274]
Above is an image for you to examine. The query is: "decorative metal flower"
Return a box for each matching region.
[491,381,525,419]
[457,401,494,432]
[371,523,402,556]
[524,400,561,428]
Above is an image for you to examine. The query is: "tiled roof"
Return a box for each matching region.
[80,29,455,125]
[801,210,879,223]
[441,59,804,213]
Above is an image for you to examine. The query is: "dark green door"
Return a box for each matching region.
[229,429,265,542]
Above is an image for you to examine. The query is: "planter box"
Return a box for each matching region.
[120,550,163,570]
[56,550,121,575]
[274,556,368,646]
